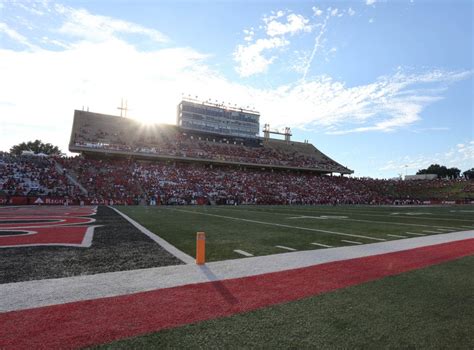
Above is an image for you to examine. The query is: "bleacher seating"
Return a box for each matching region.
[1,152,472,205]
[0,153,79,197]
[69,111,352,174]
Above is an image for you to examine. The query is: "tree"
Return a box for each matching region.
[446,167,461,179]
[463,168,474,180]
[417,164,463,179]
[9,140,61,156]
[417,164,446,178]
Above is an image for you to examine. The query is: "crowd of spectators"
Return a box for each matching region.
[1,153,472,205]
[59,157,473,205]
[0,153,79,197]
[72,121,350,173]
[73,138,350,173]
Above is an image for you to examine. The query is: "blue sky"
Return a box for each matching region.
[0,0,472,178]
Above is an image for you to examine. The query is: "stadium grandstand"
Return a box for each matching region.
[1,98,473,206]
[2,151,473,206]
[69,99,352,175]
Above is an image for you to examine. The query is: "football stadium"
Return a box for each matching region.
[1,98,473,349]
[1,1,473,348]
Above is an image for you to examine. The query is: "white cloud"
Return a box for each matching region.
[234,37,289,77]
[265,13,312,37]
[312,7,323,16]
[369,18,374,24]
[234,11,311,77]
[263,10,285,24]
[301,14,330,80]
[15,2,45,16]
[289,50,311,74]
[55,4,168,44]
[40,36,70,49]
[235,5,354,78]
[0,22,38,50]
[325,70,470,134]
[380,140,474,173]
[243,28,254,42]
[0,3,471,156]
[366,0,377,5]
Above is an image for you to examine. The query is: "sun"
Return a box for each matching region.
[134,115,158,126]
[127,104,177,127]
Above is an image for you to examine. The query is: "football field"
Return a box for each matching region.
[118,205,474,261]
[98,255,474,349]
[1,204,473,349]
[105,204,474,349]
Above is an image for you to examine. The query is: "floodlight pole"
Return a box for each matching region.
[117,98,129,118]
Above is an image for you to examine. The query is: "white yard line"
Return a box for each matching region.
[318,217,459,230]
[423,230,442,234]
[110,206,195,264]
[2,230,473,313]
[308,208,474,222]
[169,208,387,242]
[233,249,253,257]
[341,240,363,245]
[255,207,474,222]
[275,245,297,251]
[311,242,333,248]
[215,207,460,230]
[387,234,407,238]
[405,232,426,236]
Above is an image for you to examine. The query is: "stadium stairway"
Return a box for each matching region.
[54,160,88,195]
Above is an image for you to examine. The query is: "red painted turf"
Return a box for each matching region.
[1,238,473,349]
[0,226,91,247]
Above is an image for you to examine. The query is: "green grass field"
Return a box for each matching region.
[96,255,474,349]
[117,205,474,261]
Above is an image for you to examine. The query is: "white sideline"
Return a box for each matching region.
[109,206,195,264]
[1,230,473,313]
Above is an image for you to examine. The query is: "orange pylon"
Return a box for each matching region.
[196,232,206,265]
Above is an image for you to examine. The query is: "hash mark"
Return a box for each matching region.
[311,242,333,248]
[341,240,363,245]
[275,245,297,251]
[233,249,253,257]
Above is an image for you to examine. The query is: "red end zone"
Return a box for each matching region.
[1,238,473,349]
[0,206,97,248]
